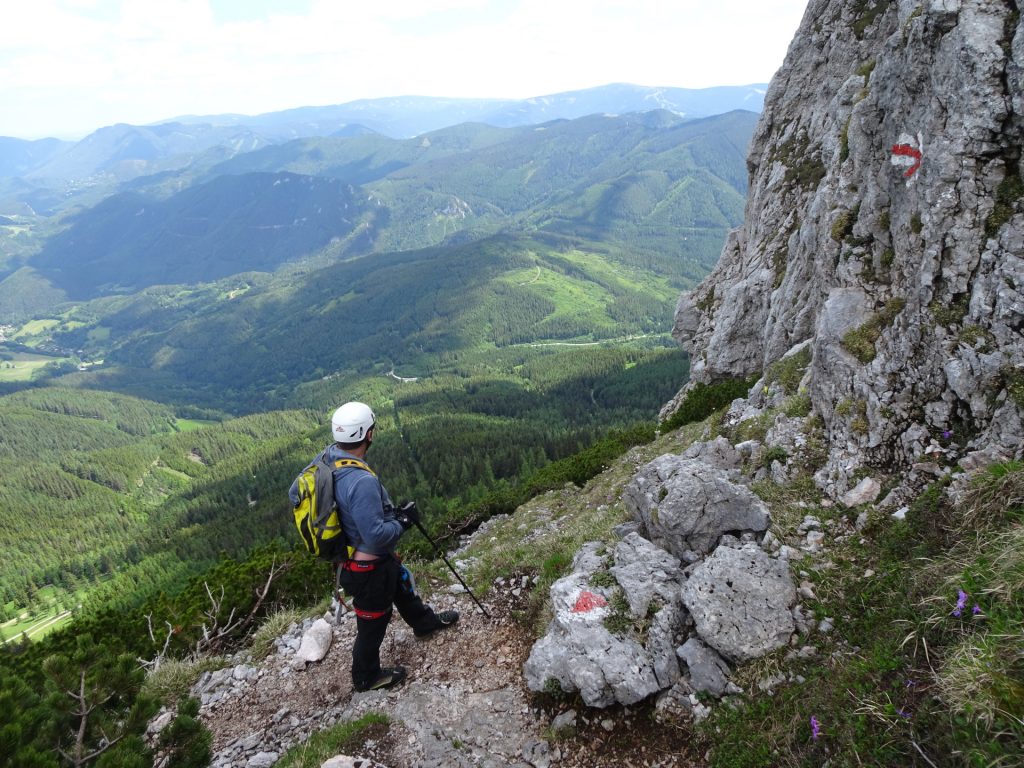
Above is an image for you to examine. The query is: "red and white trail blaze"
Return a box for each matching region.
[890,132,924,180]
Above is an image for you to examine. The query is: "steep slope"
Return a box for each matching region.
[30,172,369,298]
[24,122,271,182]
[0,137,69,177]
[671,0,1024,495]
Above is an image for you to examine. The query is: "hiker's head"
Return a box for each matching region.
[332,401,376,450]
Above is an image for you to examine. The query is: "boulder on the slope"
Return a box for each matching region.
[293,618,333,666]
[623,454,769,557]
[681,543,796,662]
[841,477,881,508]
[677,638,732,698]
[680,436,743,472]
[523,539,688,707]
[609,532,685,618]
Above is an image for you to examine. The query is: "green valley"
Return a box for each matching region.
[0,110,753,318]
[0,108,752,640]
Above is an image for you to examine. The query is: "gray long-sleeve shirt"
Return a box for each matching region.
[325,444,403,556]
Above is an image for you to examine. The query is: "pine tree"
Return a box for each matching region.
[41,633,157,767]
[0,667,58,767]
[158,698,212,768]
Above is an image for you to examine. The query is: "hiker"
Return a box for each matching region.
[328,401,459,692]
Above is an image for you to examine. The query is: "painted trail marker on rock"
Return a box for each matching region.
[891,132,924,181]
[572,590,608,613]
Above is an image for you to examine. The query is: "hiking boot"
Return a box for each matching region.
[353,666,407,692]
[414,610,460,638]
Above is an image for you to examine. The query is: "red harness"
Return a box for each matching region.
[353,607,389,620]
[339,559,379,572]
[336,559,390,620]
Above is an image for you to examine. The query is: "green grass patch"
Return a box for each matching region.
[662,377,756,432]
[0,607,74,645]
[12,319,60,339]
[87,325,111,343]
[141,656,229,705]
[841,298,905,363]
[750,474,823,533]
[276,713,390,768]
[704,465,1024,768]
[852,0,889,39]
[249,606,314,660]
[1002,366,1024,408]
[856,58,877,79]
[830,206,858,243]
[984,166,1024,240]
[602,588,633,635]
[929,293,970,328]
[765,346,812,396]
[0,353,69,382]
[761,445,790,468]
[773,133,827,190]
[783,392,813,418]
[957,324,995,352]
[728,409,778,444]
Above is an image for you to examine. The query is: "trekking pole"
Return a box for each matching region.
[411,518,491,618]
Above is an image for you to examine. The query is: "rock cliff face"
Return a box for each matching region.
[671,0,1024,494]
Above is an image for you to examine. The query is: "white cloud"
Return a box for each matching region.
[0,0,808,138]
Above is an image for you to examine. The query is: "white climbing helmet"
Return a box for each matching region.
[331,401,376,443]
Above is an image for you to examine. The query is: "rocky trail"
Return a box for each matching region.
[188,568,698,768]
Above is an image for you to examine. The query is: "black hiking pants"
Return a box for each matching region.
[336,555,440,686]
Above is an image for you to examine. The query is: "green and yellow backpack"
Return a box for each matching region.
[289,450,374,562]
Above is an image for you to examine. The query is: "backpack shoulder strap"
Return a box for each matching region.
[332,457,377,477]
[331,456,387,517]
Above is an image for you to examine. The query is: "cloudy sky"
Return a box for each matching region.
[1,0,809,140]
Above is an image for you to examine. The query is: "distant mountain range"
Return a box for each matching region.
[0,83,766,186]
[167,82,768,139]
[0,137,69,177]
[17,109,756,302]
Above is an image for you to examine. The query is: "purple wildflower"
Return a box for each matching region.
[810,716,821,741]
[897,708,911,719]
[973,605,982,615]
[952,589,968,617]
[942,430,952,440]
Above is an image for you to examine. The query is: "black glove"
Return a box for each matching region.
[395,500,420,530]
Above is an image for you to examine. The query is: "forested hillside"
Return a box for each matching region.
[0,340,687,629]
[0,104,742,638]
[31,173,369,298]
[0,93,756,767]
[2,110,754,313]
[14,234,678,412]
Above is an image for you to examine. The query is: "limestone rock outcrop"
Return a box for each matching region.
[522,541,687,708]
[681,543,797,663]
[623,454,769,557]
[526,442,796,709]
[670,0,1024,495]
[676,638,732,698]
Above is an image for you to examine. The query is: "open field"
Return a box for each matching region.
[1,609,74,644]
[0,352,68,382]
